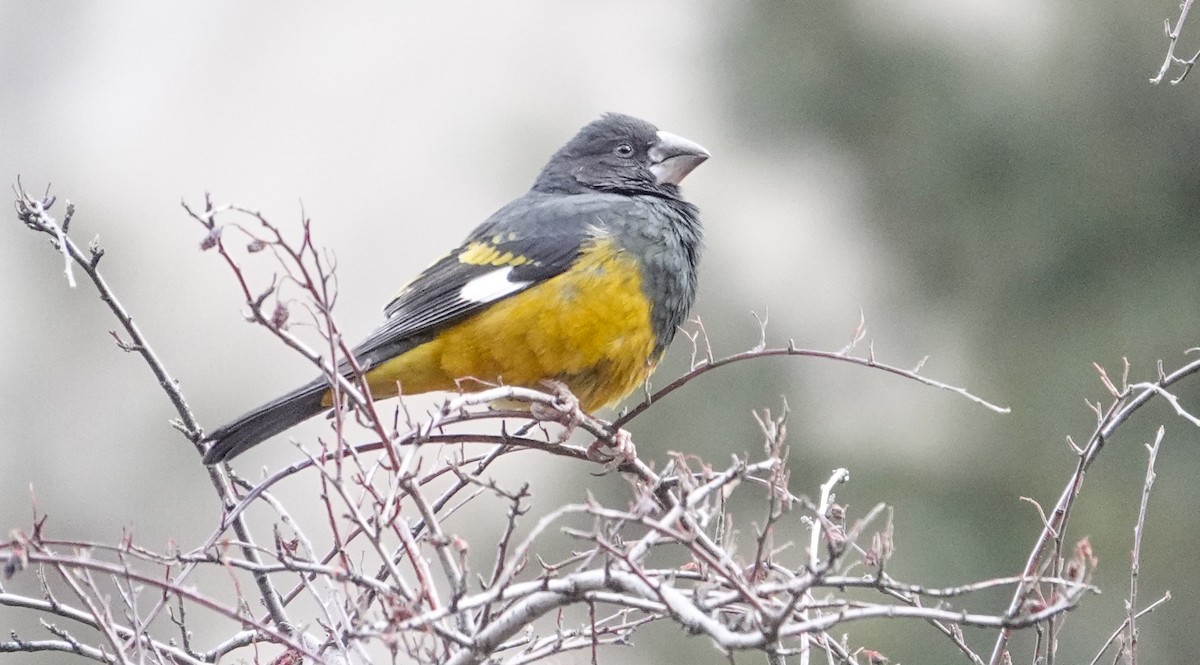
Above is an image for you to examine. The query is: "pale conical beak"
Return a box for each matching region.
[648,130,710,186]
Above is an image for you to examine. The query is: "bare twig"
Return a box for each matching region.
[988,358,1200,664]
[1151,0,1200,85]
[14,186,294,640]
[11,191,1143,665]
[15,185,200,440]
[800,468,848,665]
[1123,426,1164,665]
[1088,592,1172,665]
[614,339,1009,433]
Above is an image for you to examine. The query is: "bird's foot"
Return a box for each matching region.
[529,380,636,468]
[587,428,637,470]
[531,380,583,443]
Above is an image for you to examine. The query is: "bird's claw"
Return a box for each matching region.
[530,380,583,443]
[587,428,637,470]
[529,380,635,468]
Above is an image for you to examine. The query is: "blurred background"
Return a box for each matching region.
[3,2,1199,663]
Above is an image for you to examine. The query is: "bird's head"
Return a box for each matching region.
[534,113,709,197]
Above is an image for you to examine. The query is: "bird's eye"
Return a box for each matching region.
[614,143,634,157]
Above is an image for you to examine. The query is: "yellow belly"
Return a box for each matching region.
[359,239,657,412]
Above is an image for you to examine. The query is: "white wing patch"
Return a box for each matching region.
[459,267,532,304]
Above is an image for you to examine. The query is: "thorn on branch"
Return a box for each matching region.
[108,330,141,353]
[1093,362,1122,398]
[700,318,715,364]
[751,309,768,353]
[1019,496,1056,539]
[1065,435,1083,456]
[840,309,867,355]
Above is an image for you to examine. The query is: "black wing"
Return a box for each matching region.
[349,191,634,368]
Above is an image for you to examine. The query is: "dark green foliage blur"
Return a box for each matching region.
[660,2,1200,663]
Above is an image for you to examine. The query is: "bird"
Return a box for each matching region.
[202,113,709,464]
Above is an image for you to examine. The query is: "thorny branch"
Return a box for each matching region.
[987,360,1200,664]
[1115,427,1164,665]
[12,184,296,646]
[616,313,1010,434]
[5,190,1192,664]
[1151,0,1200,84]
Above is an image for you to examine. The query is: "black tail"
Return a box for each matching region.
[201,379,329,464]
